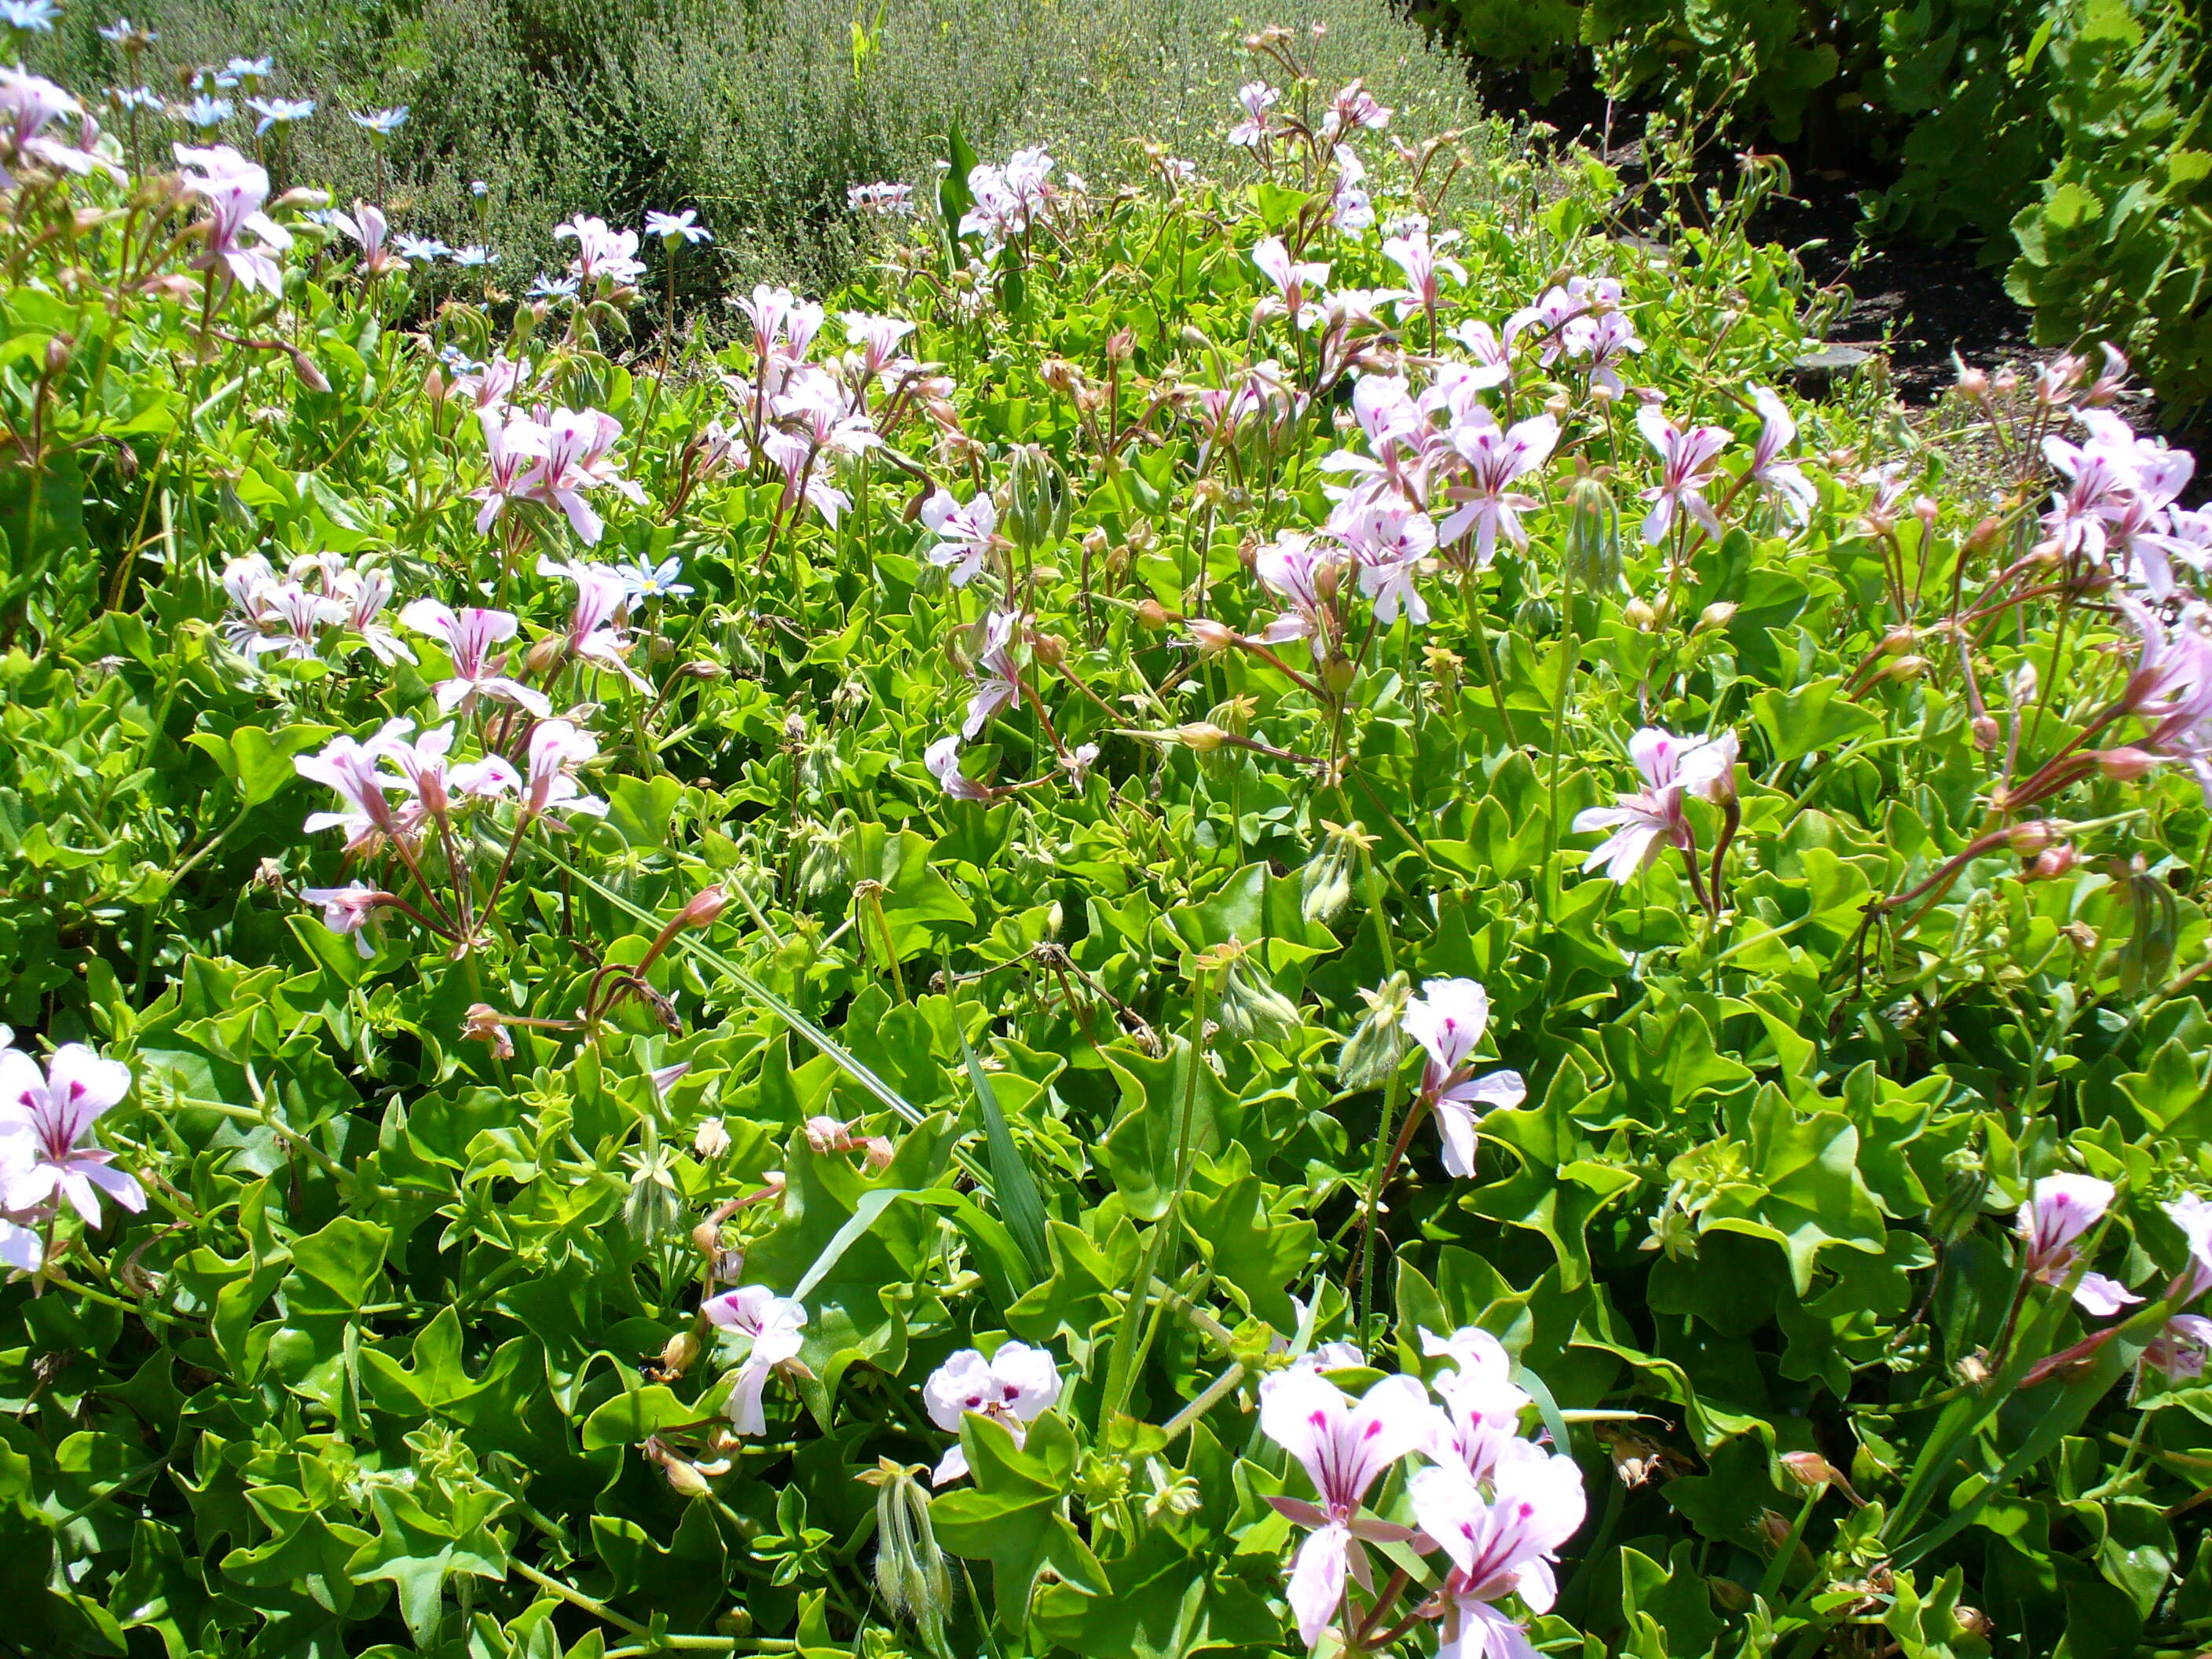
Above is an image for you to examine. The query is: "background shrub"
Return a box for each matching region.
[32,0,1481,298]
[1409,0,2212,412]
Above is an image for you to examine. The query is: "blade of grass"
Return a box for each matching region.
[960,1029,1053,1281]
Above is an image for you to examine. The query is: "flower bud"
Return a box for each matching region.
[1177,722,1227,752]
[2007,819,2059,855]
[1082,526,1109,558]
[1955,1606,1993,1639]
[1029,630,1066,668]
[869,1459,954,1646]
[679,885,728,929]
[1106,326,1137,363]
[1562,474,1623,591]
[2097,746,2157,781]
[43,335,72,377]
[1624,596,1659,632]
[694,1116,732,1159]
[661,1328,701,1375]
[289,348,334,394]
[1884,654,1928,681]
[2031,843,2079,880]
[1135,598,1170,629]
[647,1441,713,1498]
[526,632,570,678]
[1965,515,2005,553]
[1320,654,1356,698]
[1544,391,1570,422]
[1187,618,1239,656]
[1696,601,1737,634]
[1954,365,1990,399]
[462,1004,514,1060]
[1708,1577,1754,1613]
[1216,954,1302,1044]
[1879,627,1916,656]
[1780,1451,1841,1492]
[716,1610,755,1639]
[1972,715,2000,751]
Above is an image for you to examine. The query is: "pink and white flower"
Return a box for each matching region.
[174,142,292,295]
[519,720,606,822]
[1258,1367,1431,1648]
[301,881,388,958]
[2016,1174,2139,1315]
[472,405,551,534]
[1437,413,1558,560]
[296,730,408,852]
[399,600,551,716]
[0,1042,144,1227]
[539,556,650,690]
[924,735,991,802]
[702,1286,809,1435]
[1253,236,1331,331]
[1573,728,1737,884]
[1635,405,1731,544]
[1421,1327,1533,1484]
[554,214,646,287]
[920,490,1000,587]
[923,1342,1064,1484]
[1409,1451,1587,1659]
[1745,386,1816,526]
[1403,979,1525,1176]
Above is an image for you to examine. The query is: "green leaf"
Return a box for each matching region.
[932,1412,1105,1628]
[1752,676,1884,766]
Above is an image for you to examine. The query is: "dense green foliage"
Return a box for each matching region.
[12,21,2212,1659]
[1414,0,2212,410]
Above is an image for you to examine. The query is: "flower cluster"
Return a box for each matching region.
[959,146,1058,248]
[220,551,410,666]
[1259,1326,1585,1654]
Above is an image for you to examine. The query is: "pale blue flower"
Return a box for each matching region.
[527,273,578,301]
[645,208,712,246]
[620,556,693,602]
[350,105,408,137]
[181,94,234,129]
[450,244,496,268]
[247,95,315,134]
[396,234,451,264]
[1,0,58,32]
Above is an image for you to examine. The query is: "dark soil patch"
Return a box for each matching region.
[1745,173,2035,407]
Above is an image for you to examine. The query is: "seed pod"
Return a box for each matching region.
[1563,474,1623,591]
[1337,972,1411,1091]
[1514,595,1559,635]
[1003,443,1071,551]
[1216,955,1301,1043]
